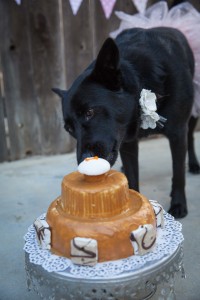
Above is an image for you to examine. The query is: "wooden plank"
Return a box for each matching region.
[0,0,42,160]
[0,0,73,160]
[26,0,73,155]
[62,0,94,87]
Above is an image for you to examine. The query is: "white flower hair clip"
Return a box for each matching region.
[139,89,167,129]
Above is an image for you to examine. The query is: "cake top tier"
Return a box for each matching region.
[78,157,110,176]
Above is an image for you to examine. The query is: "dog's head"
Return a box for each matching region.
[53,38,139,166]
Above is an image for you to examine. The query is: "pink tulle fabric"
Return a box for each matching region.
[110,2,200,117]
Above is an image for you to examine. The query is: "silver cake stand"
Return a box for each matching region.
[24,213,185,300]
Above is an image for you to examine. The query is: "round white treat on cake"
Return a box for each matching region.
[78,157,110,176]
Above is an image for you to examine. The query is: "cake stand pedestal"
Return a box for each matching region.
[25,245,184,300]
[24,213,185,300]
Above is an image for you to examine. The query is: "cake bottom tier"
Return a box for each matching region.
[46,190,156,262]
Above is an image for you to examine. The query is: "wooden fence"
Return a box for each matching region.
[0,0,199,162]
[0,0,138,162]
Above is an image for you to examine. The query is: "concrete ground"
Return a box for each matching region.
[0,132,199,300]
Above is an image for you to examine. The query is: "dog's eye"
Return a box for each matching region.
[85,108,94,121]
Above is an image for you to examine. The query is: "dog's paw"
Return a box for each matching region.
[189,163,200,174]
[168,204,188,219]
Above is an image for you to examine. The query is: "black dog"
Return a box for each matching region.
[53,27,200,218]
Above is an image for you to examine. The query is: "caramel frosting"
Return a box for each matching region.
[59,170,131,218]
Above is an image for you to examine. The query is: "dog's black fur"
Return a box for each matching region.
[53,27,200,218]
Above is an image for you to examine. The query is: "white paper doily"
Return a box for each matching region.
[24,211,183,279]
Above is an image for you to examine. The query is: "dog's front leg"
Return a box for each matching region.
[120,139,139,191]
[167,129,188,218]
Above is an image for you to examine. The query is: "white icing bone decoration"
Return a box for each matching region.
[149,200,164,228]
[34,218,51,250]
[130,224,156,255]
[70,237,98,266]
[78,156,110,176]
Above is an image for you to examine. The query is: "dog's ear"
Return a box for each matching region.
[92,38,121,90]
[95,38,119,73]
[52,88,66,99]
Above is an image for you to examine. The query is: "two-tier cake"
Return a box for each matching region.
[34,157,164,266]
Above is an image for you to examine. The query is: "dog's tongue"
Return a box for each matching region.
[78,156,110,176]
